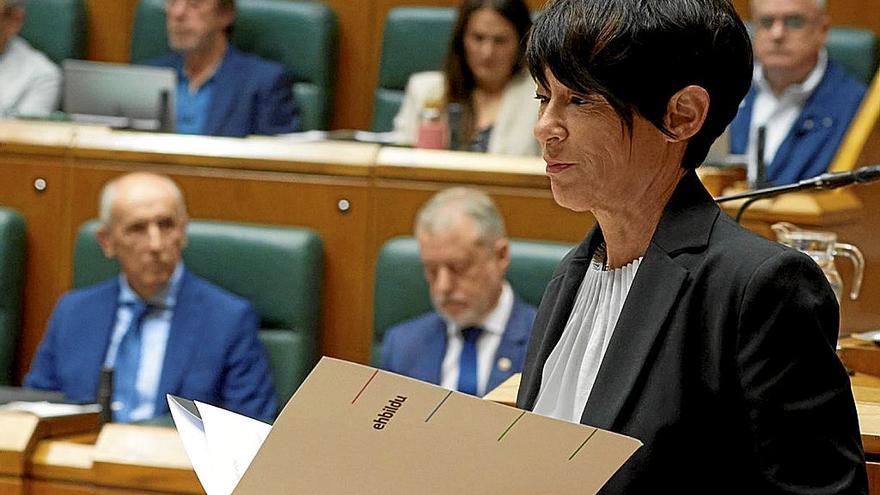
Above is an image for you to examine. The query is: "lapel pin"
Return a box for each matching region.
[497,357,512,372]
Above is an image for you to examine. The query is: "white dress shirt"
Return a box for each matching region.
[747,49,828,175]
[533,253,641,423]
[0,37,61,118]
[440,282,514,397]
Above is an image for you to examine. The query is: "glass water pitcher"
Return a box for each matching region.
[771,222,865,303]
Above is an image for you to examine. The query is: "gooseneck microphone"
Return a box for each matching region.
[98,366,114,426]
[715,164,880,223]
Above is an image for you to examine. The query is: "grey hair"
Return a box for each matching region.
[414,187,506,244]
[98,173,187,226]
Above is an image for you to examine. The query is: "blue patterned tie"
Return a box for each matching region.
[112,301,151,422]
[457,326,482,396]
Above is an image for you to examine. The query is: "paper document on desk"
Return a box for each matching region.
[170,357,642,495]
[167,395,271,495]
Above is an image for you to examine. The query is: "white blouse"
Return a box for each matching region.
[532,250,642,422]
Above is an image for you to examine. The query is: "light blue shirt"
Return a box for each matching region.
[174,63,219,135]
[104,262,184,422]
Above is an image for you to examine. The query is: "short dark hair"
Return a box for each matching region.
[528,0,753,169]
[444,0,533,147]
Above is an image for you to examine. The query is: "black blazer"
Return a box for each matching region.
[517,171,866,493]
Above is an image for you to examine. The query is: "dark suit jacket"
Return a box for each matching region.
[25,269,277,422]
[382,297,536,395]
[149,46,302,137]
[517,171,866,493]
[730,60,866,185]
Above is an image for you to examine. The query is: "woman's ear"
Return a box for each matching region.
[664,85,710,142]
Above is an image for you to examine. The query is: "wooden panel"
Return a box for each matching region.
[26,480,93,495]
[0,477,22,495]
[85,0,138,62]
[91,425,202,495]
[0,158,70,386]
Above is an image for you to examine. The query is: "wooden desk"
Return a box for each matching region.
[0,121,876,378]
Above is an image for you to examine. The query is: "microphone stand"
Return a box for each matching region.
[716,165,880,223]
[717,181,820,223]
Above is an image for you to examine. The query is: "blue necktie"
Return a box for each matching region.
[113,301,151,422]
[457,326,482,396]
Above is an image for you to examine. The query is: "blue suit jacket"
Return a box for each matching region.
[25,270,277,422]
[730,60,866,185]
[381,298,536,395]
[148,46,302,137]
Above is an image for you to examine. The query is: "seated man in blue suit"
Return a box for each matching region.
[381,188,536,397]
[148,0,301,137]
[729,0,866,185]
[25,172,276,423]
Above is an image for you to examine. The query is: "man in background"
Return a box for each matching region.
[0,0,60,117]
[381,188,536,397]
[148,0,301,137]
[25,172,276,422]
[730,0,866,185]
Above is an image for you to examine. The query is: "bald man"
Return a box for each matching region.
[25,173,276,422]
[730,0,866,185]
[0,0,61,117]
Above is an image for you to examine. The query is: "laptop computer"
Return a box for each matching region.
[62,59,176,132]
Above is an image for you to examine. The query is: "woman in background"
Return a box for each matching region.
[393,0,538,155]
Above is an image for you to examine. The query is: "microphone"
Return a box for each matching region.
[98,366,114,426]
[805,165,880,188]
[447,102,462,151]
[747,126,767,189]
[715,164,880,222]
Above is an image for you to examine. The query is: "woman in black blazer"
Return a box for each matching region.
[517,0,866,493]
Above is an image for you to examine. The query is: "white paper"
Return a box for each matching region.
[167,395,271,495]
[198,401,271,495]
[0,401,101,418]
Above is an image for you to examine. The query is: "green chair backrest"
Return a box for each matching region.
[19,0,87,65]
[73,219,323,407]
[371,7,456,132]
[826,27,879,86]
[130,0,338,131]
[371,236,572,365]
[0,208,25,386]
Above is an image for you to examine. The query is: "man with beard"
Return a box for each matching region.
[147,0,301,137]
[381,187,536,397]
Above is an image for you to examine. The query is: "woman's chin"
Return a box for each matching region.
[550,184,593,213]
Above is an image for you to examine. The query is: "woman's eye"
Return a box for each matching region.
[534,93,549,104]
[570,95,591,106]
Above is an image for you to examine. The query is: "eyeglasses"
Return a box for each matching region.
[756,14,812,31]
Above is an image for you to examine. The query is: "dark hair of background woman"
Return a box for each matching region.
[527,0,753,168]
[444,0,533,148]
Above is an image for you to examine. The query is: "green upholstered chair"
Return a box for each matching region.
[19,0,87,65]
[371,236,572,365]
[73,219,323,409]
[371,7,456,132]
[0,208,25,386]
[826,27,879,86]
[130,0,338,131]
